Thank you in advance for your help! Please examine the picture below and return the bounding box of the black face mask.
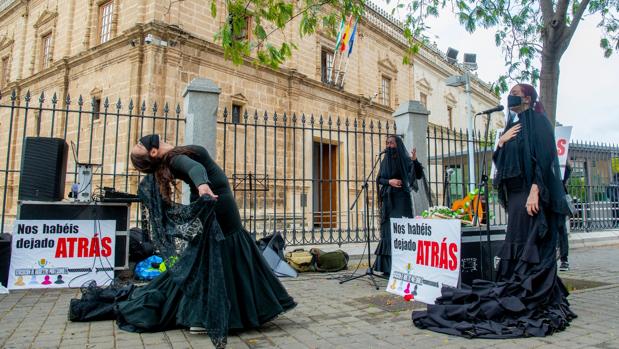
[140,134,159,151]
[508,95,523,108]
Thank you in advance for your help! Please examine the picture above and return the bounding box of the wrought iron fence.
[3,88,618,242]
[567,141,619,231]
[0,90,185,234]
[219,108,395,245]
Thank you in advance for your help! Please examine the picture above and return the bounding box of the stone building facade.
[0,0,498,235]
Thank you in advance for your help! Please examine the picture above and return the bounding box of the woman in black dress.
[70,135,296,348]
[374,135,424,275]
[412,84,576,338]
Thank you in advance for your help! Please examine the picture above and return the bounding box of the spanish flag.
[338,16,354,53]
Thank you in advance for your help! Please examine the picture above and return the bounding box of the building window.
[381,76,391,106]
[231,104,242,124]
[447,106,453,129]
[98,1,114,44]
[321,48,334,83]
[229,14,252,41]
[41,33,53,69]
[420,92,427,107]
[1,56,9,88]
[92,97,101,120]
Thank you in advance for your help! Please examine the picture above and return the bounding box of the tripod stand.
[340,152,385,290]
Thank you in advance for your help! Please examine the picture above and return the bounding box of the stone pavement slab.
[1,245,619,348]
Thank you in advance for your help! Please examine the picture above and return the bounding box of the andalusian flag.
[334,18,346,53]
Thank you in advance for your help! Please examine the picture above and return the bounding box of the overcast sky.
[383,6,619,143]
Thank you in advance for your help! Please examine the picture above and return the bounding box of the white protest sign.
[386,218,461,304]
[8,220,115,289]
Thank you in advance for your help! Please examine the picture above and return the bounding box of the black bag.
[564,194,577,217]
[129,227,154,262]
[256,233,286,259]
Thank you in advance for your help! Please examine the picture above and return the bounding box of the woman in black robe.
[374,135,424,275]
[69,135,296,348]
[412,84,576,338]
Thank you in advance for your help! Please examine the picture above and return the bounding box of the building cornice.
[0,0,21,20]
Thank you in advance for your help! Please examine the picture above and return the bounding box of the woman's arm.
[376,160,390,186]
[170,155,218,199]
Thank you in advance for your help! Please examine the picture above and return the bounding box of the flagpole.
[338,57,350,88]
[334,52,345,86]
[329,18,345,84]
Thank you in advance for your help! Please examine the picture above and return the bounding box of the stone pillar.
[181,78,221,204]
[393,101,430,216]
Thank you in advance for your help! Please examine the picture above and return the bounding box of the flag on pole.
[333,18,346,53]
[347,20,358,57]
[338,16,354,52]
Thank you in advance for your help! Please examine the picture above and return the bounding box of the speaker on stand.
[18,137,68,202]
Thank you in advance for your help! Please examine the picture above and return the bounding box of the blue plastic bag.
[134,255,164,280]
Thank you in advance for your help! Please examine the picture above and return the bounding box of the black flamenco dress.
[69,145,296,348]
[412,109,576,338]
[374,138,423,274]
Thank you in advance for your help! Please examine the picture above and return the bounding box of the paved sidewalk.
[1,244,619,349]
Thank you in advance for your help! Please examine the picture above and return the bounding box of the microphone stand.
[340,152,385,290]
[473,111,494,280]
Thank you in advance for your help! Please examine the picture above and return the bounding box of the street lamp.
[445,47,477,193]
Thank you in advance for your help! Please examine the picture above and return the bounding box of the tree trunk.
[539,49,561,126]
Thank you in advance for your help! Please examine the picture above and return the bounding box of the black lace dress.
[69,145,296,348]
[412,109,576,338]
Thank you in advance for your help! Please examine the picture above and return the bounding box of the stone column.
[393,100,430,216]
[181,78,221,203]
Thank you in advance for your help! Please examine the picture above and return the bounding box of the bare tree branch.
[563,0,591,47]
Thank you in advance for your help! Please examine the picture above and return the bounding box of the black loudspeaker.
[460,225,507,287]
[18,137,68,201]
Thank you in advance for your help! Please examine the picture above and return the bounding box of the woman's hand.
[498,124,521,148]
[526,184,539,216]
[389,179,402,188]
[410,148,417,161]
[198,184,219,200]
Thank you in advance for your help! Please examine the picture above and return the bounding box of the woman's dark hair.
[131,144,195,202]
[516,83,546,114]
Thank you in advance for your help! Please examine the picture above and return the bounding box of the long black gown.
[69,145,296,347]
[374,141,424,274]
[412,109,576,338]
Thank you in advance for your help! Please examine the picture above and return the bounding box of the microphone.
[475,105,504,116]
[379,149,387,155]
